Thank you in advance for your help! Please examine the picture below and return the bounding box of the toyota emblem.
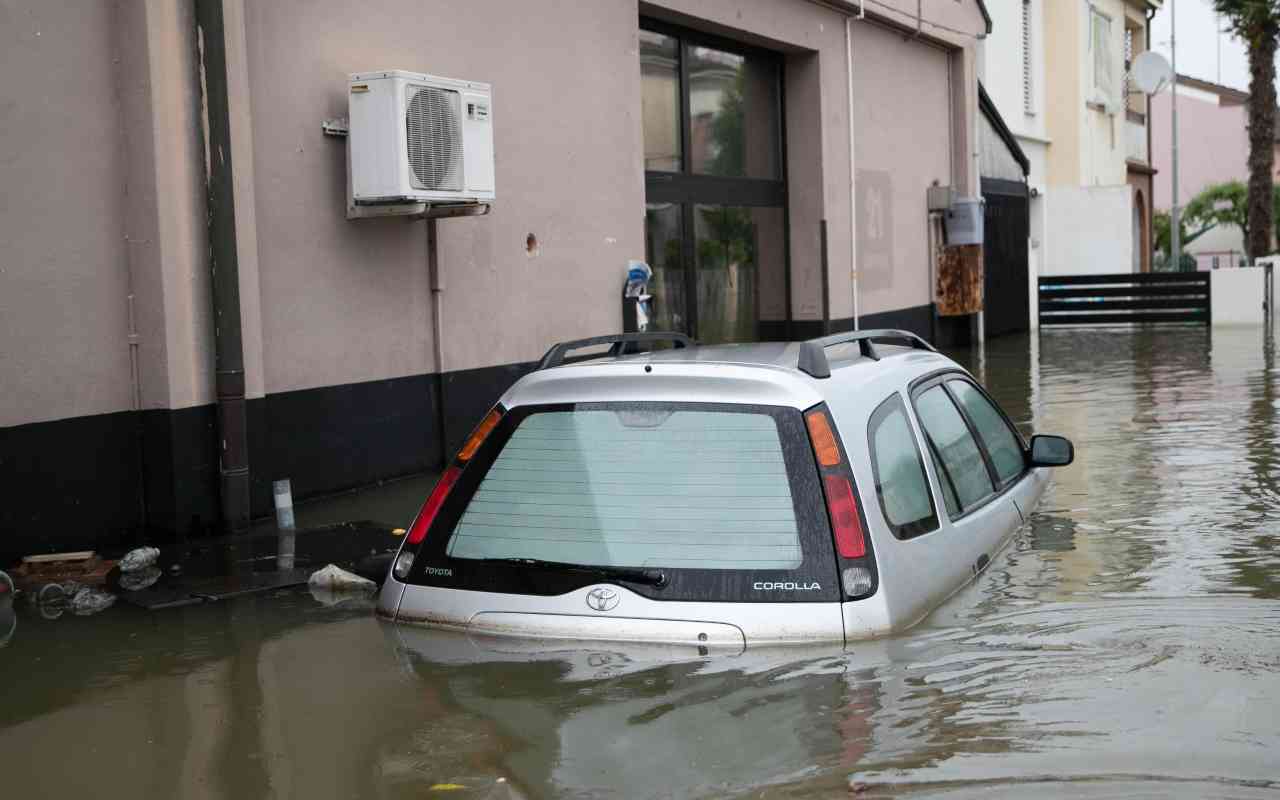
[585,586,620,612]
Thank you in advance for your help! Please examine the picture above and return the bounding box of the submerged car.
[377,330,1074,646]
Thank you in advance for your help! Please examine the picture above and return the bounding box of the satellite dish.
[1133,51,1174,94]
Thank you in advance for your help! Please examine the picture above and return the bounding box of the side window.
[914,385,995,516]
[867,394,938,539]
[948,380,1026,486]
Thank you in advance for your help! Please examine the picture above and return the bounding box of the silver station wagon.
[377,330,1073,647]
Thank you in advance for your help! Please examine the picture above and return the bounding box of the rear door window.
[914,386,995,515]
[948,380,1026,486]
[867,394,937,539]
[414,402,839,602]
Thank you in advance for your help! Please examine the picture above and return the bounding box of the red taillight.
[823,474,866,559]
[406,466,460,545]
[403,405,504,548]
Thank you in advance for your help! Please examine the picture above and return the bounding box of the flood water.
[3,326,1280,799]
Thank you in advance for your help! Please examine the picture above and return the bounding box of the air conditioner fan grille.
[405,86,463,191]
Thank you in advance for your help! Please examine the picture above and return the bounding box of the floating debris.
[119,565,162,592]
[308,564,377,593]
[119,547,161,573]
[11,552,114,592]
[70,587,116,616]
[307,584,377,608]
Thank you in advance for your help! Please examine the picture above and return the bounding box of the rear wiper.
[481,558,668,587]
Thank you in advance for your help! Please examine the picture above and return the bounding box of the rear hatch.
[387,399,846,644]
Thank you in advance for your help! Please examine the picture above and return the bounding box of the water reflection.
[3,327,1280,799]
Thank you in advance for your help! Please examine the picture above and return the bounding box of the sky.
[1148,0,1254,91]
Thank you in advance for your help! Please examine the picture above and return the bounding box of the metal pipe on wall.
[845,14,860,330]
[195,0,251,535]
[427,218,448,467]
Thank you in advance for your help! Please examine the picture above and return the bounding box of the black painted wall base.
[0,362,536,563]
[1,410,147,560]
[2,304,949,562]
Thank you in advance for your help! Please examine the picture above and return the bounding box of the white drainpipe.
[845,14,860,330]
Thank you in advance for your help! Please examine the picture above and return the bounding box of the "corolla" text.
[753,581,821,591]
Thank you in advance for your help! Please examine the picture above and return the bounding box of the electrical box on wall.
[927,184,955,213]
[348,70,495,208]
[944,197,984,246]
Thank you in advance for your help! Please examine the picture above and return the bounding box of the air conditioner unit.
[348,70,495,206]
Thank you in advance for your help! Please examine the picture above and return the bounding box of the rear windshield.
[410,402,838,602]
[446,409,803,570]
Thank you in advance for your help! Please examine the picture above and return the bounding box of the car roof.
[612,340,919,372]
[501,339,962,412]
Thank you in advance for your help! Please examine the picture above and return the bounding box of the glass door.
[639,22,786,344]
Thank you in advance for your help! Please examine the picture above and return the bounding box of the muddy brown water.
[3,327,1280,799]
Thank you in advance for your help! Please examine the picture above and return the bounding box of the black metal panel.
[1041,298,1211,312]
[1040,284,1210,299]
[1038,271,1211,327]
[1038,272,1211,286]
[981,183,1030,337]
[644,173,786,206]
[1039,312,1209,326]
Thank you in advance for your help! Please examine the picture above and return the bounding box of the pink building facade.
[1150,75,1249,269]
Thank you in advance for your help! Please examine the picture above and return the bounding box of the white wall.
[1042,185,1132,275]
[980,0,1048,143]
[1189,223,1247,269]
[1210,267,1269,325]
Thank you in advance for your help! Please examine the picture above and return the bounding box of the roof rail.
[537,332,694,370]
[797,329,936,379]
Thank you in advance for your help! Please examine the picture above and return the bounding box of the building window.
[640,21,786,344]
[1091,8,1114,101]
[1022,0,1034,115]
[1124,24,1145,117]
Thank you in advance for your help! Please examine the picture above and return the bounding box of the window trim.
[909,370,1029,522]
[866,392,940,541]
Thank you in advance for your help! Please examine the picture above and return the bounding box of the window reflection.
[688,46,779,179]
[645,203,687,333]
[640,31,681,172]
[694,206,784,343]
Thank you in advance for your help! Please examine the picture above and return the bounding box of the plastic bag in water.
[71,587,116,615]
[119,565,162,592]
[308,564,377,593]
[119,547,161,573]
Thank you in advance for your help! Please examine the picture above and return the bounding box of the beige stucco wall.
[852,21,954,317]
[125,0,214,412]
[238,0,647,392]
[0,0,212,428]
[1045,0,1149,189]
[3,0,988,428]
[1044,0,1081,187]
[0,2,135,427]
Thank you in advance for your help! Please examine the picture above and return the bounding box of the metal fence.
[1038,272,1211,327]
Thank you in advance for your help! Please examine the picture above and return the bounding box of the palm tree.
[1210,1,1280,262]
